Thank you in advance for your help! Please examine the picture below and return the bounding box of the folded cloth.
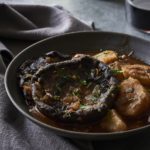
[0,76,81,150]
[0,3,93,41]
[0,3,93,72]
[0,3,95,150]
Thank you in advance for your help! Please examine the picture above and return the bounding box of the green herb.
[87,82,92,88]
[55,75,70,94]
[80,104,90,109]
[85,95,97,101]
[63,111,71,118]
[53,95,60,100]
[92,85,101,97]
[111,69,123,75]
[62,75,70,80]
[80,80,87,86]
[72,88,80,96]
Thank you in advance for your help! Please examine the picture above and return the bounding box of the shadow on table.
[68,131,150,150]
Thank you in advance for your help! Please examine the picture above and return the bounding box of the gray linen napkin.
[0,76,79,150]
[0,3,92,41]
[0,3,95,150]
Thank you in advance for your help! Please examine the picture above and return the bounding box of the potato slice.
[116,77,150,117]
[94,50,118,64]
[100,109,127,132]
[122,64,150,86]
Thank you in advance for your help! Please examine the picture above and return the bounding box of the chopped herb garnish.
[87,82,92,88]
[92,85,101,97]
[53,95,60,100]
[63,111,71,118]
[111,69,123,74]
[80,104,90,109]
[72,88,80,97]
[80,80,87,86]
[85,95,97,101]
[62,75,70,80]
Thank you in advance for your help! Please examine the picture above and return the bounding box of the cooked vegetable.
[111,69,123,75]
[94,50,118,64]
[109,61,122,70]
[122,64,150,86]
[19,51,70,106]
[116,77,150,117]
[18,50,150,132]
[100,109,127,132]
[32,55,118,122]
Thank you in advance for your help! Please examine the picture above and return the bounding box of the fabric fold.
[0,74,89,150]
[0,3,92,41]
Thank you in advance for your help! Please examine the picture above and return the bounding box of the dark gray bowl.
[3,31,150,140]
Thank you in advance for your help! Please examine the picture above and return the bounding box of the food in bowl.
[18,50,150,132]
[31,55,117,123]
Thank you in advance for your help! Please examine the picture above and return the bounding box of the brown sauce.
[29,50,150,133]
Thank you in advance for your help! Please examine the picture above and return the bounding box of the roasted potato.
[109,61,122,70]
[122,64,150,86]
[100,109,127,132]
[109,61,125,80]
[116,77,150,117]
[94,50,118,64]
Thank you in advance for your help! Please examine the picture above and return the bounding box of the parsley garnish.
[111,69,123,74]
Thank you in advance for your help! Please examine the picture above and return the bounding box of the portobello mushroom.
[18,51,71,106]
[31,55,118,123]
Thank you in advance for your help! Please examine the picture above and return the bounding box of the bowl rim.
[126,0,150,11]
[4,31,150,137]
